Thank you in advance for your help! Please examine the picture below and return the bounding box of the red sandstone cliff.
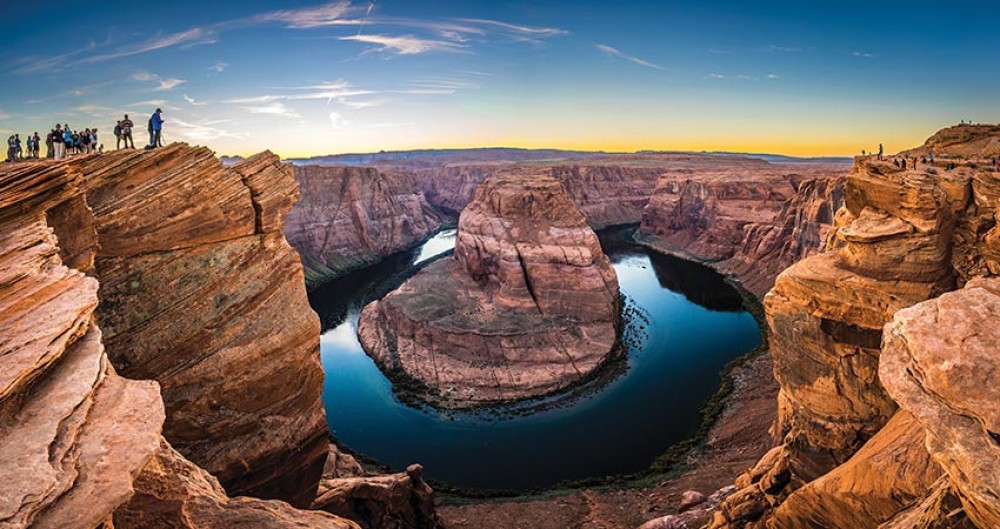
[0,151,365,529]
[636,165,845,297]
[358,172,620,407]
[703,126,1000,529]
[285,165,442,288]
[412,159,671,227]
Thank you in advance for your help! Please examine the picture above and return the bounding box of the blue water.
[309,228,760,492]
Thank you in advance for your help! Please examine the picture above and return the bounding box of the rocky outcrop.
[68,144,328,506]
[881,278,1000,529]
[313,464,442,529]
[358,172,620,407]
[904,124,1000,158]
[285,165,442,288]
[710,129,1000,529]
[637,165,845,297]
[0,160,165,528]
[114,439,360,529]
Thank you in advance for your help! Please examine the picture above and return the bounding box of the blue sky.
[1,1,997,157]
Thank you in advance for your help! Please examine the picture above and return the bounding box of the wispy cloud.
[0,112,12,121]
[208,62,229,72]
[184,94,207,106]
[329,112,348,129]
[132,72,186,91]
[852,51,874,58]
[596,44,664,70]
[246,102,301,118]
[172,118,250,141]
[767,44,804,53]
[767,74,780,80]
[247,1,355,29]
[128,100,169,107]
[455,18,568,43]
[340,34,467,54]
[84,28,216,65]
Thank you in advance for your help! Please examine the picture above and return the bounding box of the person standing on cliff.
[53,125,65,160]
[31,132,40,158]
[121,114,134,148]
[148,108,163,149]
[878,143,884,161]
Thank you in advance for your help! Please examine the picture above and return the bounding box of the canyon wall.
[358,172,621,407]
[69,145,329,506]
[285,165,442,289]
[0,151,368,529]
[412,161,667,226]
[636,166,845,298]
[706,127,1000,529]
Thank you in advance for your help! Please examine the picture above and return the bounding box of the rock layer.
[637,165,845,297]
[72,145,328,506]
[0,160,165,528]
[711,130,1000,529]
[285,165,442,288]
[358,172,620,407]
[114,439,360,529]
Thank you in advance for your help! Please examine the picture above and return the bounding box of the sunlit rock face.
[285,165,442,288]
[358,172,620,408]
[709,127,1000,528]
[0,159,165,529]
[71,145,329,506]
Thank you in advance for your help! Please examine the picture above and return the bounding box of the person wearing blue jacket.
[149,108,164,149]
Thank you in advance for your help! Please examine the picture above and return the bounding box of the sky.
[1,0,998,158]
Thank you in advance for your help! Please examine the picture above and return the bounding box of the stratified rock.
[0,161,164,528]
[285,165,442,288]
[637,164,845,297]
[114,439,360,529]
[313,464,442,529]
[766,411,942,528]
[359,172,620,407]
[414,158,674,226]
[881,278,1000,529]
[73,144,328,506]
[877,478,975,529]
[711,158,955,528]
[904,124,1000,158]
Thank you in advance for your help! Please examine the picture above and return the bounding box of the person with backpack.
[13,134,22,160]
[5,135,14,162]
[148,108,164,149]
[63,125,73,156]
[121,114,134,148]
[31,132,40,158]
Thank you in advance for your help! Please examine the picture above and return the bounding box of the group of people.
[5,133,40,161]
[3,108,166,163]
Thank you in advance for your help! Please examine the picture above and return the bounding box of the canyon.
[5,124,998,529]
[357,171,621,407]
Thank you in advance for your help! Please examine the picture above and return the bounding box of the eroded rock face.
[710,158,959,528]
[413,160,667,227]
[0,161,165,528]
[881,278,1000,529]
[313,464,442,529]
[285,165,442,288]
[358,172,620,407]
[114,439,360,529]
[72,145,328,506]
[637,165,845,297]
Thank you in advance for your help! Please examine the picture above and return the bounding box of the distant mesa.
[357,171,621,407]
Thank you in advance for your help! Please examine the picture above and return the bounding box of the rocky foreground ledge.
[0,146,441,529]
[358,171,621,407]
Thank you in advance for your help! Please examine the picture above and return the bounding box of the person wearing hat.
[149,108,164,149]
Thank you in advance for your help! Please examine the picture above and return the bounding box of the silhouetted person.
[31,132,40,158]
[148,108,164,149]
[878,143,884,161]
[122,115,135,148]
[902,158,907,170]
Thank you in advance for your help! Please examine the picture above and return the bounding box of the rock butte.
[0,145,440,529]
[358,171,621,407]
